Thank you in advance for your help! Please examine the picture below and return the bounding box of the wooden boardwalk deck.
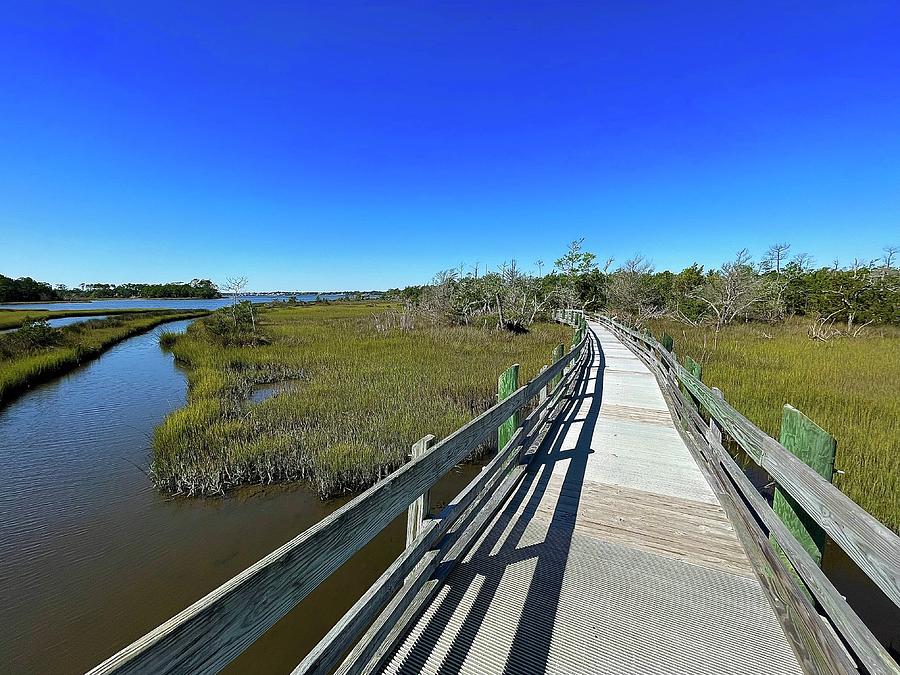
[381,321,803,674]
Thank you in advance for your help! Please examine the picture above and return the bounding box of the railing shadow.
[392,329,605,673]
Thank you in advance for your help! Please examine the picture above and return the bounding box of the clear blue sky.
[1,2,898,290]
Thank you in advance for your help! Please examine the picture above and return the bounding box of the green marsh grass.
[0,311,208,405]
[0,307,160,331]
[152,303,572,497]
[649,318,900,532]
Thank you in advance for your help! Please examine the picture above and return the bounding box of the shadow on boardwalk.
[393,331,605,674]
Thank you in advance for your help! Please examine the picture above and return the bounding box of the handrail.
[313,316,590,674]
[596,315,900,675]
[89,312,589,675]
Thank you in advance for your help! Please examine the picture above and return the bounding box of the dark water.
[0,294,346,312]
[0,320,481,674]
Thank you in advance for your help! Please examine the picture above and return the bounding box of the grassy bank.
[152,303,572,497]
[648,318,900,532]
[0,308,175,331]
[0,311,209,405]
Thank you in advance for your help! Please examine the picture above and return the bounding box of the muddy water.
[0,320,484,673]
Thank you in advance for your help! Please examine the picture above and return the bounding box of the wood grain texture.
[600,316,900,611]
[529,478,756,578]
[497,364,520,451]
[337,339,591,675]
[89,334,588,675]
[379,326,802,675]
[773,405,836,567]
[601,315,900,675]
[654,355,857,674]
[406,435,435,549]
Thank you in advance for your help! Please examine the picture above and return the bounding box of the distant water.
[0,293,346,312]
[0,315,110,334]
[47,315,109,327]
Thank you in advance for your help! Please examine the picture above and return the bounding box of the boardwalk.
[382,321,803,674]
[90,312,898,675]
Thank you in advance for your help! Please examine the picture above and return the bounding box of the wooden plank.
[497,364,520,451]
[88,338,587,675]
[529,479,756,578]
[600,316,900,611]
[339,465,530,675]
[406,436,435,548]
[772,406,836,567]
[613,320,898,675]
[297,416,537,675]
[638,355,856,674]
[707,432,898,675]
[378,325,804,675]
[338,342,590,675]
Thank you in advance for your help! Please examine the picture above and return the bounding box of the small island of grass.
[152,302,572,497]
[0,310,209,405]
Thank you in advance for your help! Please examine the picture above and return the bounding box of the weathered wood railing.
[596,315,900,675]
[89,312,589,675]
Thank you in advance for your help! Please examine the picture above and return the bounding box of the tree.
[669,264,705,323]
[693,249,767,336]
[223,276,256,334]
[607,255,659,324]
[554,238,598,308]
[761,242,791,274]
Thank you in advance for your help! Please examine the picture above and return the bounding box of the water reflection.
[0,319,480,673]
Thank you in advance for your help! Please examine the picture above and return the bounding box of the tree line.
[383,241,899,332]
[0,275,221,302]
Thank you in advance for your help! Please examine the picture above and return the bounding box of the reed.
[152,303,572,498]
[648,318,900,532]
[0,311,208,405]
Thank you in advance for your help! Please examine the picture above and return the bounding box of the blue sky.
[1,2,898,290]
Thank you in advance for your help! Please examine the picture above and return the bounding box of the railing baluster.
[406,435,435,549]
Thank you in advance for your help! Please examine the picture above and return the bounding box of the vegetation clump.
[0,311,208,405]
[151,303,571,498]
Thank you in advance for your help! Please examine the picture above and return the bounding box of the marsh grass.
[649,318,900,532]
[152,303,572,498]
[0,307,161,331]
[0,311,208,404]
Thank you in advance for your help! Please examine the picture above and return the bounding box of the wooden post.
[684,356,702,409]
[661,332,674,353]
[705,387,723,447]
[497,364,520,451]
[405,435,435,548]
[551,343,564,388]
[538,365,548,404]
[772,405,836,567]
[685,355,701,380]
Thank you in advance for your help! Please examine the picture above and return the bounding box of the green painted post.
[551,344,564,388]
[685,355,701,381]
[661,332,675,353]
[683,356,702,407]
[772,405,837,568]
[497,364,520,451]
